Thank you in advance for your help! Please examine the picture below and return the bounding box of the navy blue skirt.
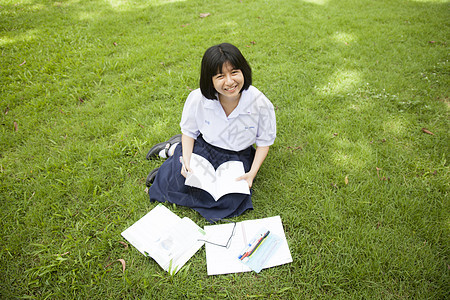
[148,136,255,222]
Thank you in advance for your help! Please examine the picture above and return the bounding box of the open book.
[121,204,205,274]
[185,153,250,201]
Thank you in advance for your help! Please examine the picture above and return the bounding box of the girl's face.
[212,62,244,101]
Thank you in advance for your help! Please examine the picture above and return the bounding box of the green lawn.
[1,0,448,298]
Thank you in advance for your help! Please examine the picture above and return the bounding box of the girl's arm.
[181,134,195,177]
[236,145,270,188]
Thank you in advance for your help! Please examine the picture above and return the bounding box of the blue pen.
[239,231,270,260]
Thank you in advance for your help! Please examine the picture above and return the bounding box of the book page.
[121,204,205,274]
[121,204,180,257]
[158,217,206,273]
[185,154,249,201]
[215,161,250,200]
[185,154,217,198]
[204,222,250,275]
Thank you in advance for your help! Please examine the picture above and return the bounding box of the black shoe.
[146,167,159,187]
[146,134,182,160]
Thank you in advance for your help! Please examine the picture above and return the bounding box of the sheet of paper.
[204,216,292,275]
[121,204,205,274]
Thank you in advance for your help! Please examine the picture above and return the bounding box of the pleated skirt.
[148,136,255,222]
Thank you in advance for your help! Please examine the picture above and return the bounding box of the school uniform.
[148,86,276,222]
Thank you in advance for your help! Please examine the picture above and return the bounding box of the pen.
[247,231,270,258]
[239,231,270,260]
[238,237,257,260]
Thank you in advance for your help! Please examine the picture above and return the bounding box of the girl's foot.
[146,134,182,160]
[146,167,160,187]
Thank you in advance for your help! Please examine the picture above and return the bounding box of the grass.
[1,0,448,298]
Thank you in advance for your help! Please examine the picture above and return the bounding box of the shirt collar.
[229,88,254,118]
[203,88,254,116]
[204,97,220,110]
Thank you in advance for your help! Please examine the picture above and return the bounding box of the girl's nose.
[225,74,233,84]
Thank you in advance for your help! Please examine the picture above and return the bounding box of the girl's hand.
[236,146,270,189]
[181,165,192,178]
[181,134,195,178]
[180,156,192,178]
[236,172,256,189]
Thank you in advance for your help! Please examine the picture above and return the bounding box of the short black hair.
[199,43,252,100]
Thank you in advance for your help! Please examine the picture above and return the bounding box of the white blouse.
[180,86,276,152]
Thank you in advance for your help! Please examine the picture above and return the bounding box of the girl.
[147,43,276,222]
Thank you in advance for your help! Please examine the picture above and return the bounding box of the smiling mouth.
[224,85,238,92]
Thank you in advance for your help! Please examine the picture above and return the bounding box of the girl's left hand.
[236,146,269,189]
[236,172,256,189]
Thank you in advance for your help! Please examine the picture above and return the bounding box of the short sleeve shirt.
[180,86,276,152]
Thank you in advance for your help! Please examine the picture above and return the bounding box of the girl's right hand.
[180,156,192,178]
[180,134,195,178]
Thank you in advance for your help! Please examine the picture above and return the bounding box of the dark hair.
[200,43,252,100]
